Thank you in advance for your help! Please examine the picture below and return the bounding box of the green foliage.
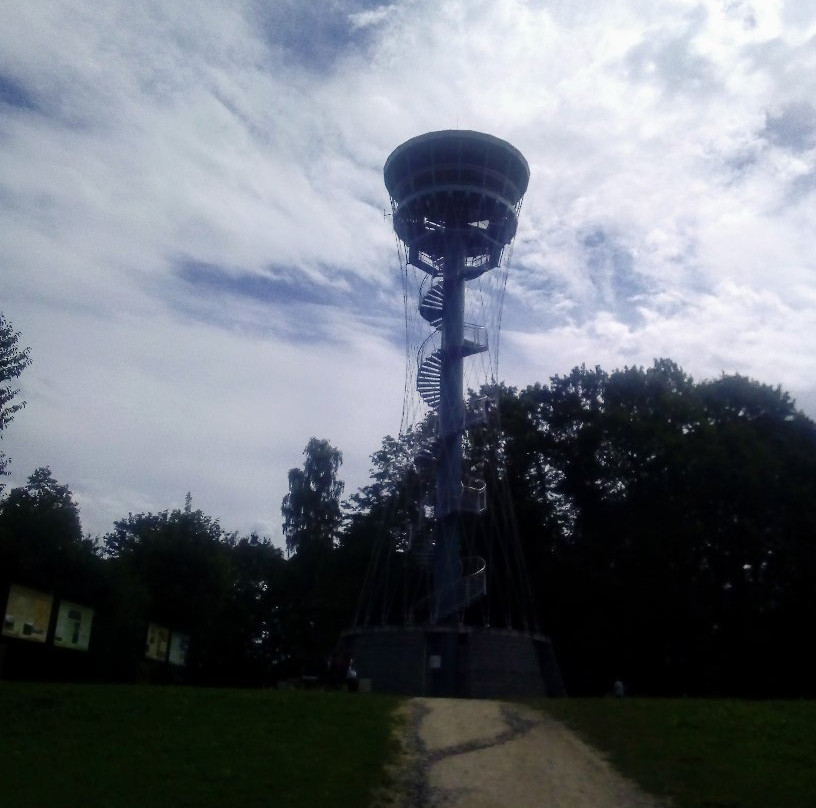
[104,507,233,677]
[219,533,288,684]
[0,466,98,598]
[514,361,816,695]
[0,313,32,480]
[3,466,83,541]
[338,361,816,696]
[3,353,816,696]
[105,508,230,621]
[536,698,816,808]
[100,509,296,684]
[0,683,402,808]
[0,313,31,432]
[282,437,344,556]
[277,439,352,673]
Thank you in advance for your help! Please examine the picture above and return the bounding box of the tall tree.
[279,439,345,675]
[281,437,344,556]
[512,361,816,696]
[104,505,232,680]
[219,533,288,684]
[0,466,97,598]
[105,506,230,626]
[0,313,32,480]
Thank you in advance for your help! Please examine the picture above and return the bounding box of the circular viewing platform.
[384,130,530,252]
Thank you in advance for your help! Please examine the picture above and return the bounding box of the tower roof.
[384,130,530,249]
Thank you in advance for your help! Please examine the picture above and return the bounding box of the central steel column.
[434,235,465,623]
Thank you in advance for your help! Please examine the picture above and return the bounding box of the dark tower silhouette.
[383,131,528,624]
[342,131,563,698]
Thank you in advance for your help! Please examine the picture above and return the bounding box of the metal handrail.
[463,323,488,351]
[461,479,487,514]
[424,555,488,622]
[459,555,487,607]
[417,330,442,370]
[410,247,445,275]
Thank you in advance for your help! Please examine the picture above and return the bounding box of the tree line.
[341,359,816,696]
[3,311,816,695]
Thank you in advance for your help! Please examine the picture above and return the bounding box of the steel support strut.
[433,235,465,623]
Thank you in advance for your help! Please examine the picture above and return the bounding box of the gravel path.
[376,697,666,808]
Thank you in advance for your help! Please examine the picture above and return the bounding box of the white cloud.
[2,0,815,539]
[348,5,394,30]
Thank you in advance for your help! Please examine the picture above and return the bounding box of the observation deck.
[384,130,530,263]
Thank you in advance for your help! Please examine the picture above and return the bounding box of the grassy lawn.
[534,697,816,808]
[0,683,402,808]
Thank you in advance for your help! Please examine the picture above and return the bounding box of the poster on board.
[2,584,53,643]
[145,623,170,661]
[53,600,94,651]
[168,632,190,667]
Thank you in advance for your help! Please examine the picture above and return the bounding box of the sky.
[2,0,815,542]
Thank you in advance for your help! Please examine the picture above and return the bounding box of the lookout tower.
[342,131,563,698]
[384,131,529,623]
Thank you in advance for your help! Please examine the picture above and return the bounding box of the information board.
[145,622,170,661]
[53,600,94,651]
[2,584,53,643]
[168,632,190,667]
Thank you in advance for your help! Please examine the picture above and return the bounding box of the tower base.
[340,625,565,698]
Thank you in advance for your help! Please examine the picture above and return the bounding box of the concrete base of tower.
[339,625,565,698]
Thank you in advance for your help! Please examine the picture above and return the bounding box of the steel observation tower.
[383,130,529,624]
[342,131,563,698]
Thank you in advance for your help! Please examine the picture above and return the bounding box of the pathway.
[376,697,666,808]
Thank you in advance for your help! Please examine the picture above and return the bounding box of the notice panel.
[168,632,189,667]
[2,584,53,643]
[145,623,170,661]
[53,600,94,651]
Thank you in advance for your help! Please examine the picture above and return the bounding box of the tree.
[2,466,83,542]
[340,424,436,627]
[104,507,231,637]
[0,313,32,480]
[104,506,232,681]
[220,533,288,684]
[342,361,816,695]
[278,439,345,675]
[512,360,816,696]
[281,437,344,556]
[0,466,97,599]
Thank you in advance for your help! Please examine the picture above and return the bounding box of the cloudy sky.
[2,0,815,542]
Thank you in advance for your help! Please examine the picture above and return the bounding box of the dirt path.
[379,697,665,808]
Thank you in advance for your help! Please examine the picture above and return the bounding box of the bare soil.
[375,697,666,808]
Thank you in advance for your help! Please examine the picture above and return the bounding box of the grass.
[0,683,402,808]
[534,697,816,808]
[6,684,814,808]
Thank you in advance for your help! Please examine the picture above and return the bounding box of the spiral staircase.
[410,261,490,622]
